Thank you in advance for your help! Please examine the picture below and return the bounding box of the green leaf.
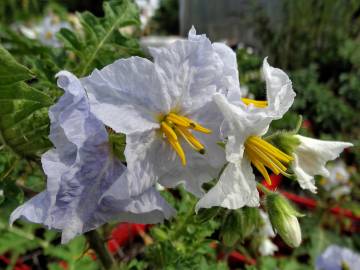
[0,46,53,158]
[0,45,33,85]
[57,0,143,76]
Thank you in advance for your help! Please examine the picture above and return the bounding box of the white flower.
[37,14,71,47]
[136,0,160,28]
[258,210,278,256]
[82,27,239,199]
[292,135,353,193]
[327,160,350,186]
[196,58,295,210]
[259,238,278,256]
[320,160,351,198]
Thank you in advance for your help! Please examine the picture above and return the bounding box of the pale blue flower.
[81,27,239,199]
[316,245,360,270]
[37,14,71,47]
[10,71,175,244]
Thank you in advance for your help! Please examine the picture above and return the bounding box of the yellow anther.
[241,98,268,108]
[167,113,212,134]
[245,135,293,184]
[166,113,192,127]
[191,123,212,134]
[159,112,211,165]
[250,136,293,163]
[161,122,178,142]
[175,126,205,154]
[168,137,186,166]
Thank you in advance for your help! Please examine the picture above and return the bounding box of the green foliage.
[58,0,143,76]
[150,0,179,35]
[144,188,226,269]
[220,207,261,247]
[0,45,52,158]
[253,0,360,70]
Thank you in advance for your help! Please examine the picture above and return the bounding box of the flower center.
[241,98,268,108]
[244,136,293,184]
[160,112,211,166]
[45,31,53,40]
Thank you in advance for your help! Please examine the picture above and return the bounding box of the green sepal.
[220,207,261,246]
[265,131,301,156]
[108,133,126,162]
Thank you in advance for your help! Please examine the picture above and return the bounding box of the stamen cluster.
[160,113,211,166]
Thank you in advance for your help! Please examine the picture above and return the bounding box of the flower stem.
[85,230,114,270]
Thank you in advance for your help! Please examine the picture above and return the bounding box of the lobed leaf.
[0,46,53,158]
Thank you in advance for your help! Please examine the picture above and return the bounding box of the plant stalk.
[85,230,114,270]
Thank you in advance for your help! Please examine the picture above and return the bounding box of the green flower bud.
[265,193,303,248]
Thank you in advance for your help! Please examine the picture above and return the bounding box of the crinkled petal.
[196,161,260,211]
[292,135,352,193]
[149,27,225,114]
[99,186,175,226]
[262,58,295,119]
[213,93,271,163]
[212,42,242,102]
[316,245,360,270]
[11,71,174,243]
[292,153,318,193]
[81,57,166,134]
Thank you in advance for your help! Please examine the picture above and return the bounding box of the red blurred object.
[59,260,68,270]
[302,119,312,129]
[0,255,31,270]
[107,223,148,253]
[228,251,256,265]
[261,174,282,191]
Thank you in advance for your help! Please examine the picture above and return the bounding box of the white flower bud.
[266,193,303,248]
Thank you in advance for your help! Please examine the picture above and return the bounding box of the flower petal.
[212,42,242,102]
[149,27,225,114]
[292,135,353,193]
[213,93,271,162]
[196,161,260,211]
[262,58,295,119]
[81,57,166,134]
[11,71,174,243]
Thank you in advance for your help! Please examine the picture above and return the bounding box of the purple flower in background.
[316,245,360,270]
[10,71,174,244]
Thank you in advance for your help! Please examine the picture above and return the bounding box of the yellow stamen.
[175,126,205,154]
[250,136,293,163]
[161,122,178,142]
[166,113,192,128]
[168,137,186,166]
[167,113,212,134]
[159,112,211,165]
[241,98,268,108]
[245,135,293,184]
[191,123,212,134]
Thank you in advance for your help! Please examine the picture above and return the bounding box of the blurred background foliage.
[0,0,359,269]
